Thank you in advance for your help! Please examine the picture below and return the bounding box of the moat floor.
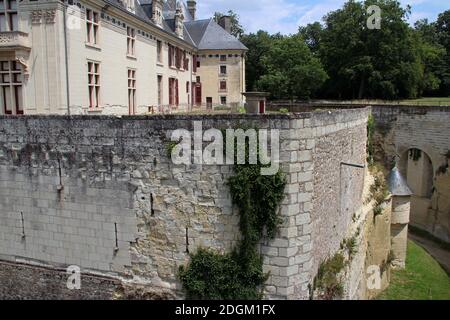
[378,240,450,300]
[409,233,450,275]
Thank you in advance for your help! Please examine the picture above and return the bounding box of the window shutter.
[175,79,179,106]
[175,48,180,69]
[168,46,172,67]
[193,55,197,73]
[169,78,173,105]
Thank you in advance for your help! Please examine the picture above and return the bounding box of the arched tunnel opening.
[398,148,435,232]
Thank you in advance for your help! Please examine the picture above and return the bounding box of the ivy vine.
[178,129,287,299]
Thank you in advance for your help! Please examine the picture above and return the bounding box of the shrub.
[314,253,346,300]
[179,130,287,299]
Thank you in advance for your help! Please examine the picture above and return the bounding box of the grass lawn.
[377,240,450,300]
[399,97,450,106]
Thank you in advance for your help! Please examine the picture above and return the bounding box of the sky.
[195,0,449,35]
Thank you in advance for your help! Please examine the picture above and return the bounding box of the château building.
[0,0,247,115]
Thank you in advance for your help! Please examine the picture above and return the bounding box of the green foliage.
[179,130,287,300]
[378,241,450,300]
[345,237,358,258]
[380,250,395,275]
[257,34,328,100]
[368,163,389,219]
[315,0,431,99]
[178,248,267,300]
[237,106,246,114]
[240,31,275,91]
[314,253,346,299]
[166,141,178,159]
[279,108,289,113]
[299,22,323,54]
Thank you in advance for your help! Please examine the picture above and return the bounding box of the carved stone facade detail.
[30,10,43,24]
[44,10,57,24]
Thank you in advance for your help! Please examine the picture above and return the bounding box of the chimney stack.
[218,15,232,34]
[187,0,197,20]
[174,2,184,39]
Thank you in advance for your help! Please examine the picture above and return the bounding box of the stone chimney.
[174,2,184,39]
[218,15,232,34]
[152,0,163,27]
[187,0,196,20]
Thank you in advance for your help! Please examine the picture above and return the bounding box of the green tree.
[436,10,450,96]
[257,34,328,100]
[299,22,323,54]
[213,10,244,38]
[414,19,447,95]
[240,31,274,91]
[318,0,424,99]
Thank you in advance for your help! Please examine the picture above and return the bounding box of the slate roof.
[185,19,248,50]
[103,0,246,50]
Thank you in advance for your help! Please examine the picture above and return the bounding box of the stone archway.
[398,147,435,232]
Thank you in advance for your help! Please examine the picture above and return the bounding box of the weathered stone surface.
[0,110,373,300]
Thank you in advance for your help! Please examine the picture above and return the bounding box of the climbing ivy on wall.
[178,131,287,300]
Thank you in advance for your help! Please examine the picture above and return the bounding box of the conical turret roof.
[388,166,413,196]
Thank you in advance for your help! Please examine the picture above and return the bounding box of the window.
[186,81,189,93]
[220,65,227,75]
[157,75,162,106]
[86,9,99,45]
[168,78,179,106]
[168,45,176,67]
[128,69,136,114]
[220,96,227,105]
[220,55,227,62]
[0,0,18,32]
[127,27,136,56]
[183,51,188,70]
[87,61,100,109]
[175,48,181,69]
[157,40,162,63]
[196,76,201,83]
[193,55,198,73]
[0,61,23,115]
[219,80,227,92]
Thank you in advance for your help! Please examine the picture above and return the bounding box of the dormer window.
[123,0,135,13]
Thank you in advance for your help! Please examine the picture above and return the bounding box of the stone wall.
[372,105,450,243]
[0,109,370,300]
[311,110,367,275]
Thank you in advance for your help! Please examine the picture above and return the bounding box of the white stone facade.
[0,0,247,116]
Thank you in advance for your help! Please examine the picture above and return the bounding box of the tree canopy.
[219,2,450,100]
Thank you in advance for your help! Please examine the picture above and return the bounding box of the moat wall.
[0,109,370,300]
[372,105,450,243]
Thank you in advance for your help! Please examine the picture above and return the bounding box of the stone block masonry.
[0,109,370,300]
[372,105,450,243]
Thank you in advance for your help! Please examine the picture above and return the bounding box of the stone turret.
[174,2,184,39]
[388,166,413,269]
[187,0,197,20]
[152,0,163,27]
